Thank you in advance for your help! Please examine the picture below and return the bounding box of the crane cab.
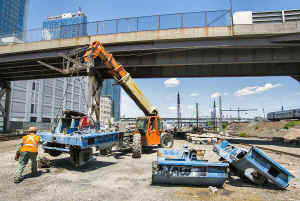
[135,116,173,148]
[135,116,162,146]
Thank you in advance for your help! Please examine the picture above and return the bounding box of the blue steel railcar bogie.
[213,140,295,189]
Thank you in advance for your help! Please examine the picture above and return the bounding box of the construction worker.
[14,126,45,183]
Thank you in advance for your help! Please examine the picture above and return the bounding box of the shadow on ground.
[93,148,132,159]
[50,157,116,172]
[227,175,282,190]
[22,169,50,181]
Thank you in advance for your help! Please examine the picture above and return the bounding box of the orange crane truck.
[83,41,174,158]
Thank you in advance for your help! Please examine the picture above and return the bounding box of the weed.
[239,132,248,137]
[283,121,300,129]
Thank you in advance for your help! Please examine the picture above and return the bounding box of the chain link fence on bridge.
[0,10,232,44]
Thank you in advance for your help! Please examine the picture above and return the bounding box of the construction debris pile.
[185,133,218,145]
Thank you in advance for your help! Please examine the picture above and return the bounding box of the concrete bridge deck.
[1,22,300,81]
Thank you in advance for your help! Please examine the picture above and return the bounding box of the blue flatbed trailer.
[38,130,120,167]
[152,148,228,187]
[213,140,295,189]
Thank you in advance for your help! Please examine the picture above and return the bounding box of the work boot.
[31,171,39,177]
[14,177,22,184]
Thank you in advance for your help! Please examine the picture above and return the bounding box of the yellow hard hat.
[28,127,38,132]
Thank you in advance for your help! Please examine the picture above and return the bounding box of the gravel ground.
[0,138,299,201]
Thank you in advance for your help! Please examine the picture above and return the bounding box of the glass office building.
[0,0,29,39]
[42,11,87,40]
[102,80,121,121]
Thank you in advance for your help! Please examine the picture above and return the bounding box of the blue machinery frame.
[213,140,295,189]
[152,148,228,187]
[38,131,120,166]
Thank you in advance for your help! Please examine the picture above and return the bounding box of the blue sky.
[27,0,300,118]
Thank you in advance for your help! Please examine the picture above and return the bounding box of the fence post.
[205,11,208,26]
[116,19,119,33]
[181,14,184,28]
[158,15,161,30]
[77,24,80,37]
[282,10,285,23]
[59,26,62,39]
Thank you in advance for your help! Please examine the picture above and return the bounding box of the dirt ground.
[227,120,300,139]
[0,138,299,201]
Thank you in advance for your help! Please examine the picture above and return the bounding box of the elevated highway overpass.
[2,17,300,81]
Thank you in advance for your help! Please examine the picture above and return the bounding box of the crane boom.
[83,41,158,116]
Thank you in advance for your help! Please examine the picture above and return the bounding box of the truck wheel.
[100,147,112,156]
[47,150,62,157]
[160,133,174,148]
[132,134,142,158]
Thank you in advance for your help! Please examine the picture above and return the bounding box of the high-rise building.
[99,96,112,125]
[42,11,87,40]
[0,0,29,39]
[8,11,90,125]
[101,80,121,121]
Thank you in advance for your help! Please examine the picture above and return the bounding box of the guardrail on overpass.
[2,9,300,45]
[0,9,232,44]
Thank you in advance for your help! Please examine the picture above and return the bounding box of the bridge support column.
[0,81,11,133]
[88,68,103,128]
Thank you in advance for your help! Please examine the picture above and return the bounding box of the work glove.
[15,151,20,161]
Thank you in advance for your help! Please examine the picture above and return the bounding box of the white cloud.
[190,92,200,97]
[296,92,300,96]
[223,92,229,96]
[211,92,221,98]
[164,78,180,88]
[168,106,177,111]
[235,83,282,96]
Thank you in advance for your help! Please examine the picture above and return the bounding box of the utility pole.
[262,108,265,119]
[196,103,199,129]
[177,92,181,128]
[213,100,217,130]
[219,96,223,131]
[229,0,234,34]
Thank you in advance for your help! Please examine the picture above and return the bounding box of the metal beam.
[37,61,66,74]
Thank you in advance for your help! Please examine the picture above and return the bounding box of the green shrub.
[283,121,300,129]
[222,122,229,129]
[255,126,259,130]
[239,132,248,137]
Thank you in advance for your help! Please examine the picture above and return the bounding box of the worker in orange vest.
[14,127,45,183]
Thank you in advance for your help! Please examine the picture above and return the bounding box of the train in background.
[267,109,300,121]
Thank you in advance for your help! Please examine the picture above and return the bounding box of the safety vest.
[20,134,40,153]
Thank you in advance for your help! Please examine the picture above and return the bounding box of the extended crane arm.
[83,41,158,116]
